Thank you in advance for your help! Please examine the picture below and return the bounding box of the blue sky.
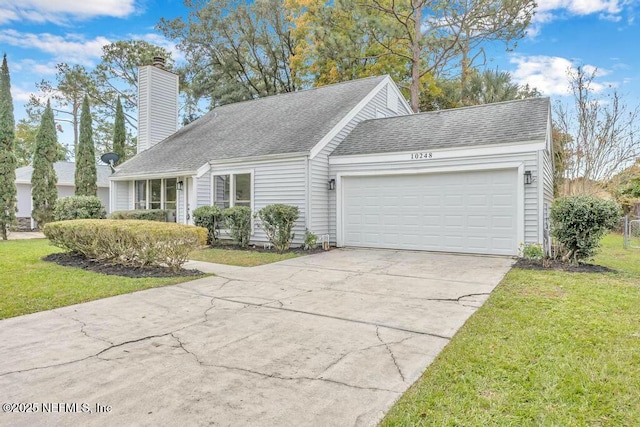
[1,0,639,147]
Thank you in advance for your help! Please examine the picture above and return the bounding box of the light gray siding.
[542,148,554,204]
[16,184,31,218]
[309,82,410,237]
[209,157,307,245]
[137,65,179,153]
[112,181,131,211]
[329,151,542,246]
[196,174,211,208]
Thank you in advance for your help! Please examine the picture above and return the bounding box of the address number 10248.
[410,152,433,160]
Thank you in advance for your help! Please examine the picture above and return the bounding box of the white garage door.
[342,169,519,255]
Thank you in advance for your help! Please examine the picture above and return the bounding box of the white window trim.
[133,178,178,214]
[211,169,255,236]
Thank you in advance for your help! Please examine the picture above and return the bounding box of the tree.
[26,63,94,157]
[112,97,126,165]
[460,68,539,105]
[31,101,59,228]
[0,54,17,240]
[554,67,640,195]
[75,96,97,197]
[159,0,297,108]
[15,118,68,167]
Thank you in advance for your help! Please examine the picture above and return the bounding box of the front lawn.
[382,234,640,426]
[0,239,205,320]
[189,247,301,267]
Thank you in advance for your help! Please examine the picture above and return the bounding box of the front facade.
[111,72,553,256]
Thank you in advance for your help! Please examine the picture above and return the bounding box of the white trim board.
[309,76,391,160]
[329,141,546,166]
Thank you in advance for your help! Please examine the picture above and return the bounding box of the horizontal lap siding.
[211,157,307,245]
[196,175,211,208]
[543,149,554,203]
[329,151,541,245]
[113,181,131,211]
[310,84,408,237]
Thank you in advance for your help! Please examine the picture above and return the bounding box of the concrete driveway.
[0,249,513,426]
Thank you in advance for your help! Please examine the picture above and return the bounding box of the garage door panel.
[342,169,518,255]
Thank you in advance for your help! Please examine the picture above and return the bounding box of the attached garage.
[329,97,554,256]
[341,168,521,255]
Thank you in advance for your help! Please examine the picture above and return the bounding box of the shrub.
[255,204,299,253]
[303,229,318,251]
[223,206,252,248]
[44,219,207,270]
[110,209,168,222]
[519,242,543,260]
[550,196,621,263]
[193,205,224,244]
[53,196,106,221]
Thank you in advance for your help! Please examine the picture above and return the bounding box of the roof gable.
[332,97,551,157]
[114,76,388,177]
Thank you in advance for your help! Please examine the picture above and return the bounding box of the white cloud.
[0,30,109,65]
[529,0,631,36]
[510,55,613,96]
[13,59,57,76]
[0,0,136,24]
[11,86,34,103]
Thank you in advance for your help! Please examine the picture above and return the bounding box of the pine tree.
[75,95,97,196]
[112,96,126,165]
[0,54,17,239]
[31,101,59,228]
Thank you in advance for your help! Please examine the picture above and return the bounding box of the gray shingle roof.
[15,161,111,187]
[114,76,388,177]
[332,97,550,156]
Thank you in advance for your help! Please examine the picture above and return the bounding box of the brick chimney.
[137,57,179,153]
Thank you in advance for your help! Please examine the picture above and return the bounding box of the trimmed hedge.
[44,219,207,270]
[550,196,621,263]
[54,196,106,221]
[223,206,252,248]
[193,205,224,244]
[256,204,299,253]
[110,209,168,222]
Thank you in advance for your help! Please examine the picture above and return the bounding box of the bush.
[54,196,106,221]
[303,229,318,251]
[550,196,621,263]
[255,204,299,253]
[520,242,543,260]
[223,206,252,248]
[193,205,224,245]
[110,209,168,222]
[44,219,207,270]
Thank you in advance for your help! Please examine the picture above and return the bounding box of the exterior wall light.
[177,180,184,191]
[328,179,336,190]
[524,171,533,185]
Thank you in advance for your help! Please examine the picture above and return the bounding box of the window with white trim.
[213,172,252,209]
[133,178,178,221]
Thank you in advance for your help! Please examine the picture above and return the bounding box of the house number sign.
[410,152,433,160]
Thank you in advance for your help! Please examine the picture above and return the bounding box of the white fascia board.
[109,170,196,181]
[309,76,391,160]
[210,152,308,167]
[329,140,547,166]
[196,163,211,178]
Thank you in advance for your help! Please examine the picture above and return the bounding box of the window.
[213,175,230,208]
[135,180,147,209]
[213,172,252,208]
[133,178,179,221]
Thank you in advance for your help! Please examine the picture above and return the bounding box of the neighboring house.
[110,61,553,256]
[15,161,112,230]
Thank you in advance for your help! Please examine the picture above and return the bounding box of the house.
[15,161,112,230]
[110,61,553,256]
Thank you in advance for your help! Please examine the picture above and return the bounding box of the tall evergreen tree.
[0,54,17,240]
[75,95,97,196]
[112,96,126,165]
[31,101,59,227]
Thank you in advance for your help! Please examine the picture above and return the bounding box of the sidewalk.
[6,232,45,240]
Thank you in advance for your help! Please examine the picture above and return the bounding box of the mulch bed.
[211,242,327,255]
[514,258,616,273]
[43,253,204,278]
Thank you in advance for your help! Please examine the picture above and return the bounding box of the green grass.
[189,247,301,267]
[382,234,640,426]
[0,239,205,320]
